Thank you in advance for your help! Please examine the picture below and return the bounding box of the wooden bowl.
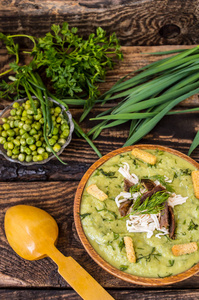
[74,144,199,286]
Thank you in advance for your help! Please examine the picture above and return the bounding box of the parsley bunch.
[32,24,122,120]
[0,23,122,159]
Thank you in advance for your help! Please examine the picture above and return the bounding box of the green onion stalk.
[90,46,199,155]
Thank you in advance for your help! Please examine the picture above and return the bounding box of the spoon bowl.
[4,205,58,260]
[4,205,114,300]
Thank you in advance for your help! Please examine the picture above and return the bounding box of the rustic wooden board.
[1,288,199,300]
[0,45,199,296]
[0,181,199,289]
[1,0,199,46]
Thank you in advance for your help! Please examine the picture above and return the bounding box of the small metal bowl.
[0,97,74,165]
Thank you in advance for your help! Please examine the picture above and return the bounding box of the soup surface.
[80,149,199,278]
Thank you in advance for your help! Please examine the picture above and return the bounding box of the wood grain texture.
[1,289,199,300]
[0,181,199,289]
[1,0,199,46]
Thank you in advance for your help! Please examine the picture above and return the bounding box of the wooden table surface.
[1,45,199,300]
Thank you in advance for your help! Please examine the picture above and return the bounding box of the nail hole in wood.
[159,24,181,39]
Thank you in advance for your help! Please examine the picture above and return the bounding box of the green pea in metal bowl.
[0,97,74,165]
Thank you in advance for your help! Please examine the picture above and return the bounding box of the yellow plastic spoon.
[4,205,114,300]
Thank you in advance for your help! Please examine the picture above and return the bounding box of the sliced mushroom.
[168,206,175,239]
[119,199,134,217]
[141,178,156,191]
[124,179,134,192]
[140,185,165,204]
[159,201,169,229]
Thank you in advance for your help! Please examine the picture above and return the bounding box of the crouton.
[86,184,108,201]
[192,170,199,199]
[172,242,198,256]
[124,236,136,263]
[131,148,157,165]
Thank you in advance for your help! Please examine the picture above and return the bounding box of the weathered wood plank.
[1,0,199,46]
[0,110,199,181]
[1,288,199,300]
[0,181,199,289]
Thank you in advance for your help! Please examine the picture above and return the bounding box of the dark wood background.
[1,0,199,299]
[1,0,199,46]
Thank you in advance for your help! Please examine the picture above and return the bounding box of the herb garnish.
[179,168,192,176]
[120,265,129,271]
[95,168,117,178]
[95,207,118,220]
[168,260,175,267]
[80,213,91,220]
[118,238,125,251]
[137,247,161,262]
[188,219,198,231]
[130,191,170,216]
[129,183,142,194]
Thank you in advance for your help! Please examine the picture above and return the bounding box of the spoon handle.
[47,245,115,300]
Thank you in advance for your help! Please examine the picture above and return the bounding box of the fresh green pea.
[48,138,56,146]
[25,119,32,125]
[36,140,42,147]
[3,142,8,150]
[37,154,43,161]
[13,139,20,146]
[18,153,25,162]
[3,123,10,130]
[2,117,7,123]
[7,150,12,157]
[20,146,26,153]
[19,128,26,136]
[58,138,66,145]
[14,128,19,135]
[1,131,7,138]
[29,128,37,136]
[52,135,58,141]
[33,123,41,131]
[37,147,45,155]
[61,123,69,131]
[33,155,38,162]
[14,120,19,127]
[25,104,31,110]
[7,137,14,142]
[32,151,38,156]
[43,152,49,160]
[18,121,24,128]
[20,138,26,146]
[26,137,35,145]
[52,127,59,135]
[62,129,69,138]
[10,109,16,116]
[21,132,29,139]
[56,116,62,123]
[53,143,61,152]
[7,129,15,137]
[27,109,34,115]
[29,144,36,151]
[55,106,62,114]
[23,124,31,131]
[22,110,27,117]
[26,155,33,162]
[13,148,20,155]
[34,114,42,121]
[39,118,44,124]
[0,136,6,144]
[21,116,27,122]
[12,155,18,159]
[16,108,22,116]
[13,102,20,109]
[7,142,14,150]
[46,146,52,152]
[25,147,31,155]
